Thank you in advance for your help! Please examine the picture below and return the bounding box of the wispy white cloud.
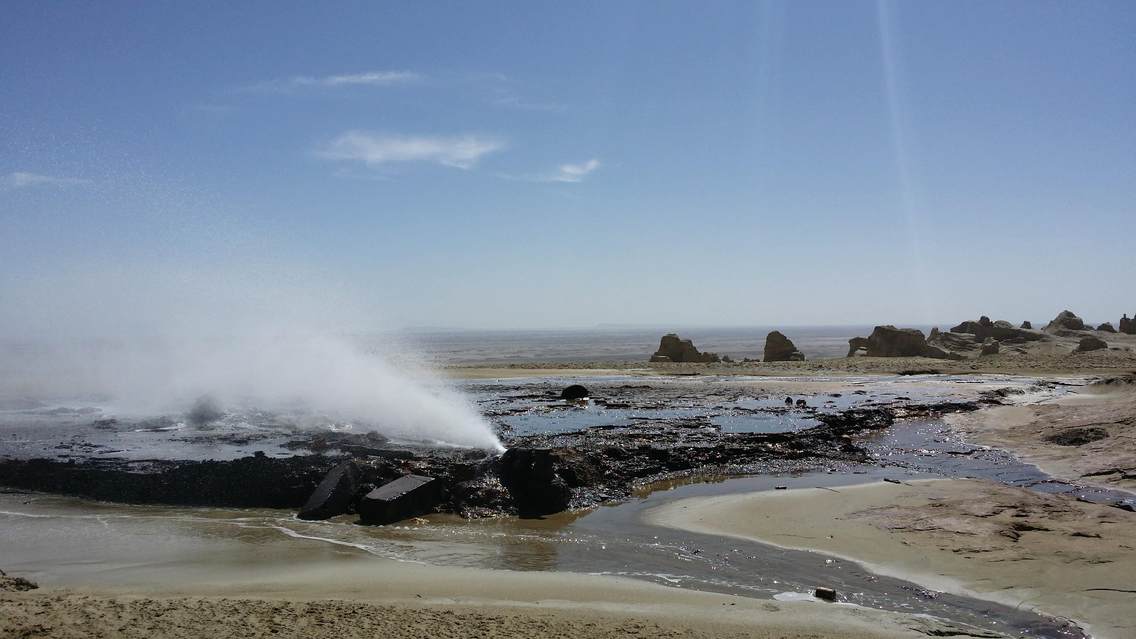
[550,158,601,182]
[2,172,91,191]
[499,159,601,184]
[244,70,423,93]
[317,132,506,170]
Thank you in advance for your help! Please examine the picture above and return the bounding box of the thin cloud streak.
[317,132,506,170]
[244,70,422,93]
[499,159,601,183]
[2,172,92,191]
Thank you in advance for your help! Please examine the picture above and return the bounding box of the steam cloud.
[0,265,503,451]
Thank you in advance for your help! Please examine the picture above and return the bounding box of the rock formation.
[763,331,805,362]
[1097,322,1117,333]
[928,329,981,353]
[847,326,961,360]
[1075,335,1108,353]
[950,316,1044,343]
[497,448,571,516]
[650,333,720,363]
[1020,321,1033,329]
[980,340,1000,356]
[1121,315,1136,335]
[1046,310,1085,333]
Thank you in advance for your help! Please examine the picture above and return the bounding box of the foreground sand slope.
[649,479,1136,639]
[0,592,1001,639]
[0,559,999,639]
[949,385,1136,492]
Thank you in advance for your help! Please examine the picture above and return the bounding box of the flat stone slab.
[297,460,361,520]
[357,474,441,525]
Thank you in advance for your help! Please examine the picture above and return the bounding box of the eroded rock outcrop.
[847,326,961,360]
[1046,310,1085,333]
[928,329,981,353]
[1121,315,1135,335]
[1097,322,1117,333]
[1075,336,1108,353]
[950,316,1044,343]
[650,333,720,363]
[1020,321,1033,330]
[763,331,805,362]
[980,340,1001,356]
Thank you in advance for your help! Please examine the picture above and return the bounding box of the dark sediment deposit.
[0,393,988,523]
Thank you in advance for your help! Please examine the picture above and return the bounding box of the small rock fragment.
[814,587,837,602]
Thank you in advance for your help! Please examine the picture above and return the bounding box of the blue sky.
[2,1,1134,335]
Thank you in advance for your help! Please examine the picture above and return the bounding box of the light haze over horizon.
[3,1,1134,337]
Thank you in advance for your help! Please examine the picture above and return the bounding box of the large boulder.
[1020,321,1033,330]
[1121,315,1136,335]
[1097,322,1117,333]
[357,474,442,525]
[650,333,720,363]
[763,331,805,362]
[1075,336,1108,353]
[980,340,1001,356]
[297,460,362,520]
[497,448,571,516]
[847,326,961,359]
[950,316,1044,343]
[560,384,589,400]
[1046,310,1085,333]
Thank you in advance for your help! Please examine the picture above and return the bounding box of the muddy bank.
[649,479,1136,639]
[949,376,1136,493]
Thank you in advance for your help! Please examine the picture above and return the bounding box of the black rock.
[560,384,590,401]
[297,460,362,520]
[357,474,441,525]
[497,448,571,516]
[814,587,837,602]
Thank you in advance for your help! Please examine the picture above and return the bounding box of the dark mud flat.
[0,380,990,518]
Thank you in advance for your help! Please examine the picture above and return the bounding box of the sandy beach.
[0,558,984,639]
[648,479,1136,639]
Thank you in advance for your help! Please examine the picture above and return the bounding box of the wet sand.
[0,560,980,639]
[648,479,1136,639]
[949,384,1136,492]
